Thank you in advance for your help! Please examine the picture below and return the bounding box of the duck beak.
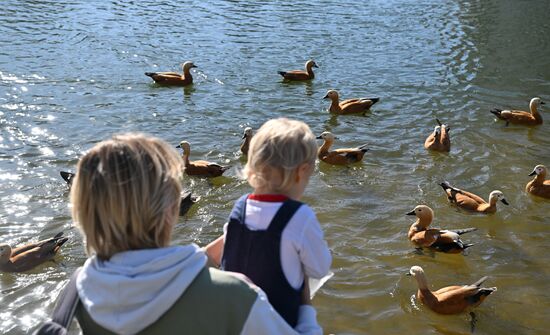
[316,135,322,139]
[541,101,545,105]
[323,94,329,99]
[528,170,537,176]
[242,134,247,139]
[176,145,181,148]
[501,199,509,205]
[406,210,416,216]
[313,64,319,68]
[191,64,197,68]
[405,271,412,276]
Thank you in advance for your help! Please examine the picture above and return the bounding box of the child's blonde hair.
[71,133,183,260]
[243,118,317,193]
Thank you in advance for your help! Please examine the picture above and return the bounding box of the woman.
[70,133,322,335]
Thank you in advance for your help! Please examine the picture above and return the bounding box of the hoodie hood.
[76,244,207,335]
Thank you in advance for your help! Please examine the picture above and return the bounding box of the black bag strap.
[52,267,82,327]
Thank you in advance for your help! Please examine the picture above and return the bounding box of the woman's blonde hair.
[71,133,183,260]
[243,118,317,193]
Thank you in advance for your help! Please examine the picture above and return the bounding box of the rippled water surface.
[1,1,550,334]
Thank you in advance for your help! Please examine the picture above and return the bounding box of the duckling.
[316,131,369,166]
[424,119,450,152]
[526,164,550,199]
[278,60,318,81]
[440,181,509,214]
[59,171,197,215]
[240,127,253,156]
[145,61,197,86]
[176,141,230,177]
[323,90,379,115]
[0,232,68,272]
[407,265,497,315]
[490,97,545,126]
[406,205,476,254]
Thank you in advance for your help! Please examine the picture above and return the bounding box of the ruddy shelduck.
[316,132,369,165]
[240,127,253,156]
[145,61,197,86]
[424,119,450,152]
[490,97,545,126]
[176,141,230,178]
[60,171,74,186]
[407,265,496,315]
[323,90,379,115]
[0,232,68,272]
[278,60,318,81]
[440,181,509,214]
[526,164,550,199]
[406,205,476,254]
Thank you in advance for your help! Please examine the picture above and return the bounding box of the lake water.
[1,0,549,334]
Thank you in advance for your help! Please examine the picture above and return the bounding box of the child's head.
[71,133,183,260]
[243,118,317,196]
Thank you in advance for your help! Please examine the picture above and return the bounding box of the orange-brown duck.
[145,61,197,86]
[176,141,230,177]
[0,232,68,272]
[424,119,450,152]
[278,60,318,81]
[407,265,497,315]
[490,97,545,126]
[240,127,253,156]
[526,164,550,199]
[406,205,476,254]
[316,132,369,166]
[440,181,509,214]
[323,90,379,115]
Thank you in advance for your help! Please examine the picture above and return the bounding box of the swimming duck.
[176,141,230,177]
[145,61,197,86]
[440,181,509,214]
[526,164,550,199]
[406,205,476,254]
[278,60,318,81]
[240,127,253,156]
[323,90,379,115]
[59,171,197,215]
[0,232,68,272]
[490,97,545,126]
[316,132,369,166]
[407,265,497,315]
[424,119,450,152]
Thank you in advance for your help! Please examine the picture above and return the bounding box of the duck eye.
[418,209,422,212]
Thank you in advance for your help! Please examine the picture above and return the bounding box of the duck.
[406,205,476,254]
[278,60,318,81]
[424,119,450,152]
[526,164,550,199]
[323,90,379,115]
[316,131,369,166]
[145,61,197,86]
[407,265,497,315]
[0,232,68,272]
[59,171,197,215]
[490,97,545,126]
[176,141,230,177]
[440,181,509,214]
[240,127,253,156]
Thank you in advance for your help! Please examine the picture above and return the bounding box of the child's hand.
[301,276,312,305]
[203,235,224,267]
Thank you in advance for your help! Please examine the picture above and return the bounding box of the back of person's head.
[71,133,183,260]
[243,118,317,193]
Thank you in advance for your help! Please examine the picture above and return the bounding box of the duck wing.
[278,70,310,80]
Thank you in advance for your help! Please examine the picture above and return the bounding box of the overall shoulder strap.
[52,267,82,327]
[267,200,302,235]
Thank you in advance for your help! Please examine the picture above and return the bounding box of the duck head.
[182,61,197,71]
[242,127,253,139]
[306,60,318,69]
[406,205,434,228]
[406,265,429,289]
[530,97,545,109]
[0,244,11,262]
[529,164,547,177]
[323,90,339,101]
[433,125,441,136]
[316,131,338,142]
[176,141,191,155]
[489,190,509,205]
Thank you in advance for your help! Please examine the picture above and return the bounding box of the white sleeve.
[298,213,332,279]
[240,290,322,335]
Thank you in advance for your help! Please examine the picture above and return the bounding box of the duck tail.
[452,227,477,235]
[60,171,74,185]
[480,287,497,295]
[358,144,369,152]
[221,166,231,172]
[369,97,380,105]
[277,71,287,77]
[462,243,475,250]
[490,108,502,117]
[145,72,156,78]
[439,181,453,191]
[472,276,488,287]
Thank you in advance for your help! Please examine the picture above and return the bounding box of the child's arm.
[299,214,332,279]
[203,235,224,267]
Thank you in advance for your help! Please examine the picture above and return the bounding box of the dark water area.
[1,1,549,334]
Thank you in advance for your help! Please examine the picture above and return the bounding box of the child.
[210,118,332,327]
